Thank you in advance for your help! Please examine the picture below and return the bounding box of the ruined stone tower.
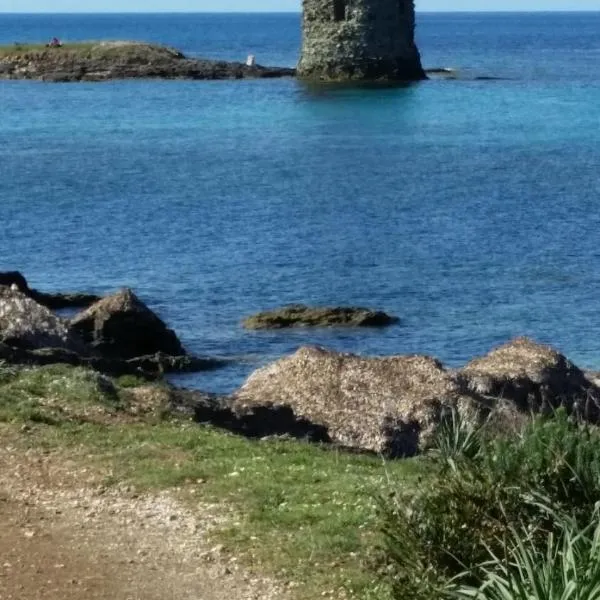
[297,0,425,81]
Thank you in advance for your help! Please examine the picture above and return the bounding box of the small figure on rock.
[46,37,63,48]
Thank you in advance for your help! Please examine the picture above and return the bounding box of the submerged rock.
[0,286,87,354]
[234,346,479,456]
[0,41,295,82]
[70,288,186,360]
[243,305,398,329]
[460,337,600,421]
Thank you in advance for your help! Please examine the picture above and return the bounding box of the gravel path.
[0,442,287,600]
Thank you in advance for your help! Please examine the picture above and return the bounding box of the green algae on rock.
[242,304,399,329]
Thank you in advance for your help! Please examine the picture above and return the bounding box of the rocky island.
[0,41,296,82]
[0,0,428,84]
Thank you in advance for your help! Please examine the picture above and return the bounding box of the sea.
[1,12,600,393]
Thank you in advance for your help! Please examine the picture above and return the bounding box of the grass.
[0,362,423,600]
[0,42,97,56]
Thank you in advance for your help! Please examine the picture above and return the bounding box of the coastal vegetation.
[379,410,600,599]
[3,359,600,599]
[0,361,421,599]
[0,42,96,55]
[3,276,600,598]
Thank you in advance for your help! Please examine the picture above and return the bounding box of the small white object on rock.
[246,54,256,67]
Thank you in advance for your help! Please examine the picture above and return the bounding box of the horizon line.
[2,9,600,14]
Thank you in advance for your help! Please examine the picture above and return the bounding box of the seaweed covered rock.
[460,337,600,421]
[243,304,398,329]
[70,288,186,359]
[0,286,87,353]
[234,346,479,456]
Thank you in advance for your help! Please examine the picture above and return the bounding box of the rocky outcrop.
[243,305,398,329]
[459,337,600,421]
[233,340,600,456]
[297,0,425,81]
[0,278,222,378]
[234,346,482,456]
[0,271,99,309]
[0,286,88,354]
[0,343,224,379]
[70,288,186,360]
[0,41,295,82]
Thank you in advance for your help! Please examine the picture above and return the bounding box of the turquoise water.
[2,13,600,392]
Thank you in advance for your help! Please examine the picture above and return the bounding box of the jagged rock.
[234,346,480,456]
[0,271,99,309]
[243,305,398,329]
[0,41,295,82]
[70,288,186,360]
[0,286,87,353]
[460,337,600,421]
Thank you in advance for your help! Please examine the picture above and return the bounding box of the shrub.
[447,502,600,600]
[378,410,600,599]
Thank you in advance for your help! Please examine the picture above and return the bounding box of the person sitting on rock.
[46,37,62,48]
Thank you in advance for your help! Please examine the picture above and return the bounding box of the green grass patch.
[15,418,422,599]
[0,362,424,599]
[0,363,126,423]
[0,42,96,56]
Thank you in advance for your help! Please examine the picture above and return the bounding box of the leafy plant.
[378,410,600,599]
[447,502,600,600]
[434,408,483,470]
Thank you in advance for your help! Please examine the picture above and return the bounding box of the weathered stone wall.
[297,0,425,81]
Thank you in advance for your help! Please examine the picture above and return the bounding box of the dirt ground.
[0,439,287,600]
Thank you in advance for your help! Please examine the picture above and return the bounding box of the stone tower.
[297,0,425,81]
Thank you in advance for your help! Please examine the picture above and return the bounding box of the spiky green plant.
[446,504,600,600]
[434,407,482,470]
[379,411,600,599]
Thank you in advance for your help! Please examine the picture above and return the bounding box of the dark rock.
[233,346,480,457]
[0,41,295,82]
[172,388,330,443]
[459,337,600,421]
[0,271,100,309]
[34,292,101,310]
[0,271,29,292]
[124,352,226,375]
[0,286,88,354]
[70,288,186,359]
[243,304,399,329]
[0,343,223,380]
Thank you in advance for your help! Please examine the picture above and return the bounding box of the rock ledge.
[0,41,296,82]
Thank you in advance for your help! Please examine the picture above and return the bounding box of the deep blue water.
[2,12,600,393]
